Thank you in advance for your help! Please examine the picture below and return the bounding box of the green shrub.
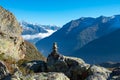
[0,53,6,60]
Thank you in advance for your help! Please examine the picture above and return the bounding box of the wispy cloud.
[22,29,55,40]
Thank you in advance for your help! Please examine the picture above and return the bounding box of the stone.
[25,72,70,80]
[10,72,69,80]
[22,60,47,73]
[10,70,23,80]
[86,65,111,80]
[0,61,9,79]
[109,67,120,80]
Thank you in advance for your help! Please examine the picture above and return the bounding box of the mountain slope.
[73,29,120,63]
[24,40,46,61]
[36,15,120,56]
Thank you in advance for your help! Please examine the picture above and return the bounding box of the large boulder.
[86,65,111,80]
[0,6,25,60]
[0,61,9,79]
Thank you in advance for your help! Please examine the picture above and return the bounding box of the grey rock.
[11,72,69,80]
[10,71,23,80]
[86,65,111,80]
[0,61,9,80]
[109,67,120,80]
[87,73,107,80]
[30,72,70,80]
[23,60,47,72]
[47,54,90,80]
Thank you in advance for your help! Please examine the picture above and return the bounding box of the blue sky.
[0,0,120,26]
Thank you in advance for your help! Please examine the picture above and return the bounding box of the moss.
[19,66,34,76]
[17,59,28,67]
[0,53,5,60]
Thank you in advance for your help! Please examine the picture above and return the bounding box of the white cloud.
[22,29,56,40]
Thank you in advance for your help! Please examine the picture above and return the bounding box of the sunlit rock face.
[0,6,25,60]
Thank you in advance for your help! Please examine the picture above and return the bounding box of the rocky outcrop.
[0,61,9,79]
[47,53,89,80]
[0,6,45,62]
[109,67,120,80]
[47,43,111,80]
[86,65,110,80]
[0,6,25,60]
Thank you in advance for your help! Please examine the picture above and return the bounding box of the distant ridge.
[21,21,60,44]
[36,15,120,63]
[74,29,120,63]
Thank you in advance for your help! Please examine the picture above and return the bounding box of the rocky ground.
[0,42,120,80]
[0,6,120,80]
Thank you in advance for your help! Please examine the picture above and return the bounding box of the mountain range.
[35,15,120,63]
[21,21,60,44]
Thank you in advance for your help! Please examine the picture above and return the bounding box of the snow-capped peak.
[21,21,60,44]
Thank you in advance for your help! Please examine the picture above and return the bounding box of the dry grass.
[24,41,46,61]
